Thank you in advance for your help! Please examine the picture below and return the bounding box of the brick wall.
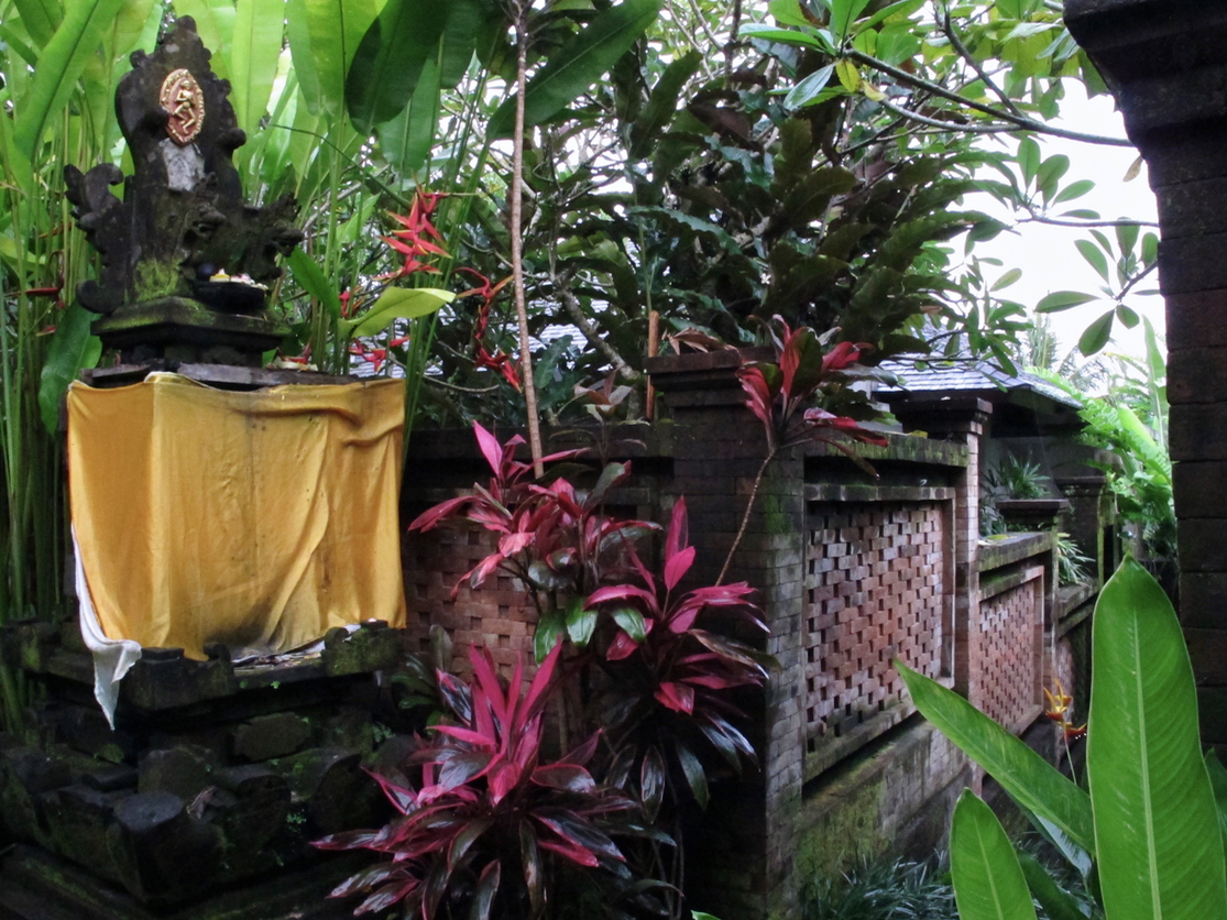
[399,365,1084,919]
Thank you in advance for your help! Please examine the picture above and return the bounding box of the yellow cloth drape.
[67,374,407,660]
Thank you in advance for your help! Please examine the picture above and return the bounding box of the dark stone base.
[92,297,289,367]
[0,845,365,920]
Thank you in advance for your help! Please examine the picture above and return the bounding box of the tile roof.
[877,360,1083,409]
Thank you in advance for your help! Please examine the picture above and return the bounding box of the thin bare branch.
[847,49,1135,147]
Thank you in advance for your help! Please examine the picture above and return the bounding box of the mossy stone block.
[231,713,312,762]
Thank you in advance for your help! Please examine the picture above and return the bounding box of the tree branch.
[1019,215,1160,230]
[555,275,638,381]
[942,12,1024,118]
[847,49,1135,147]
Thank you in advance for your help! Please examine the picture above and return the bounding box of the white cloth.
[74,528,141,729]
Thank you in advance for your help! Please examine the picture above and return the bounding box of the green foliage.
[804,857,957,920]
[950,791,1037,920]
[1040,333,1174,560]
[904,559,1227,920]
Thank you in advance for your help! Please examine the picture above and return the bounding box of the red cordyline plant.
[409,425,768,804]
[316,642,667,919]
[408,422,655,626]
[719,318,891,583]
[584,496,769,812]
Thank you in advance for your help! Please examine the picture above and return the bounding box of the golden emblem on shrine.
[160,68,204,145]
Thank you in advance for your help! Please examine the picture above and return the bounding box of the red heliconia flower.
[380,189,450,281]
[457,267,520,390]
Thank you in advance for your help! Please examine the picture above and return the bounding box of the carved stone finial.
[64,17,304,365]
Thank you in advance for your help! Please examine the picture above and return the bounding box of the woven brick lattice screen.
[978,572,1044,732]
[802,502,949,779]
[403,525,536,682]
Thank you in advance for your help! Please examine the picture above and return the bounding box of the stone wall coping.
[977,531,1054,573]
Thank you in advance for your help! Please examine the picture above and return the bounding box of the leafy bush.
[318,642,670,919]
[804,858,957,920]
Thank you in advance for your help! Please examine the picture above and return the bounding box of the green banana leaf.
[950,790,1037,920]
[487,0,662,138]
[286,248,343,320]
[1017,850,1086,920]
[294,0,378,117]
[1206,749,1227,877]
[229,0,284,142]
[39,302,102,435]
[1088,558,1227,920]
[13,0,127,162]
[12,0,63,49]
[898,662,1095,852]
[170,0,235,81]
[377,55,442,177]
[345,0,450,134]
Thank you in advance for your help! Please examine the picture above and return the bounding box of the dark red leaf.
[654,681,695,714]
[355,878,421,915]
[446,817,492,871]
[606,630,639,661]
[640,746,665,822]
[664,545,695,592]
[520,820,544,915]
[313,828,381,850]
[531,763,597,793]
[538,836,600,867]
[535,812,625,861]
[408,495,472,532]
[329,863,408,898]
[559,730,601,767]
[473,422,504,475]
[472,859,502,920]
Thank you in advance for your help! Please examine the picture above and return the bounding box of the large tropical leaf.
[229,0,284,142]
[294,0,378,116]
[487,0,661,138]
[1088,558,1227,920]
[950,790,1037,920]
[344,287,454,337]
[345,0,450,134]
[171,0,236,81]
[378,56,441,177]
[13,0,127,161]
[12,0,62,48]
[898,662,1094,852]
[39,302,102,435]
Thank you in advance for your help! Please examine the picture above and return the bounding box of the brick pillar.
[1065,0,1227,741]
[648,351,805,920]
[889,396,991,704]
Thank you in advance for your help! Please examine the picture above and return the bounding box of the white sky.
[969,83,1162,363]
